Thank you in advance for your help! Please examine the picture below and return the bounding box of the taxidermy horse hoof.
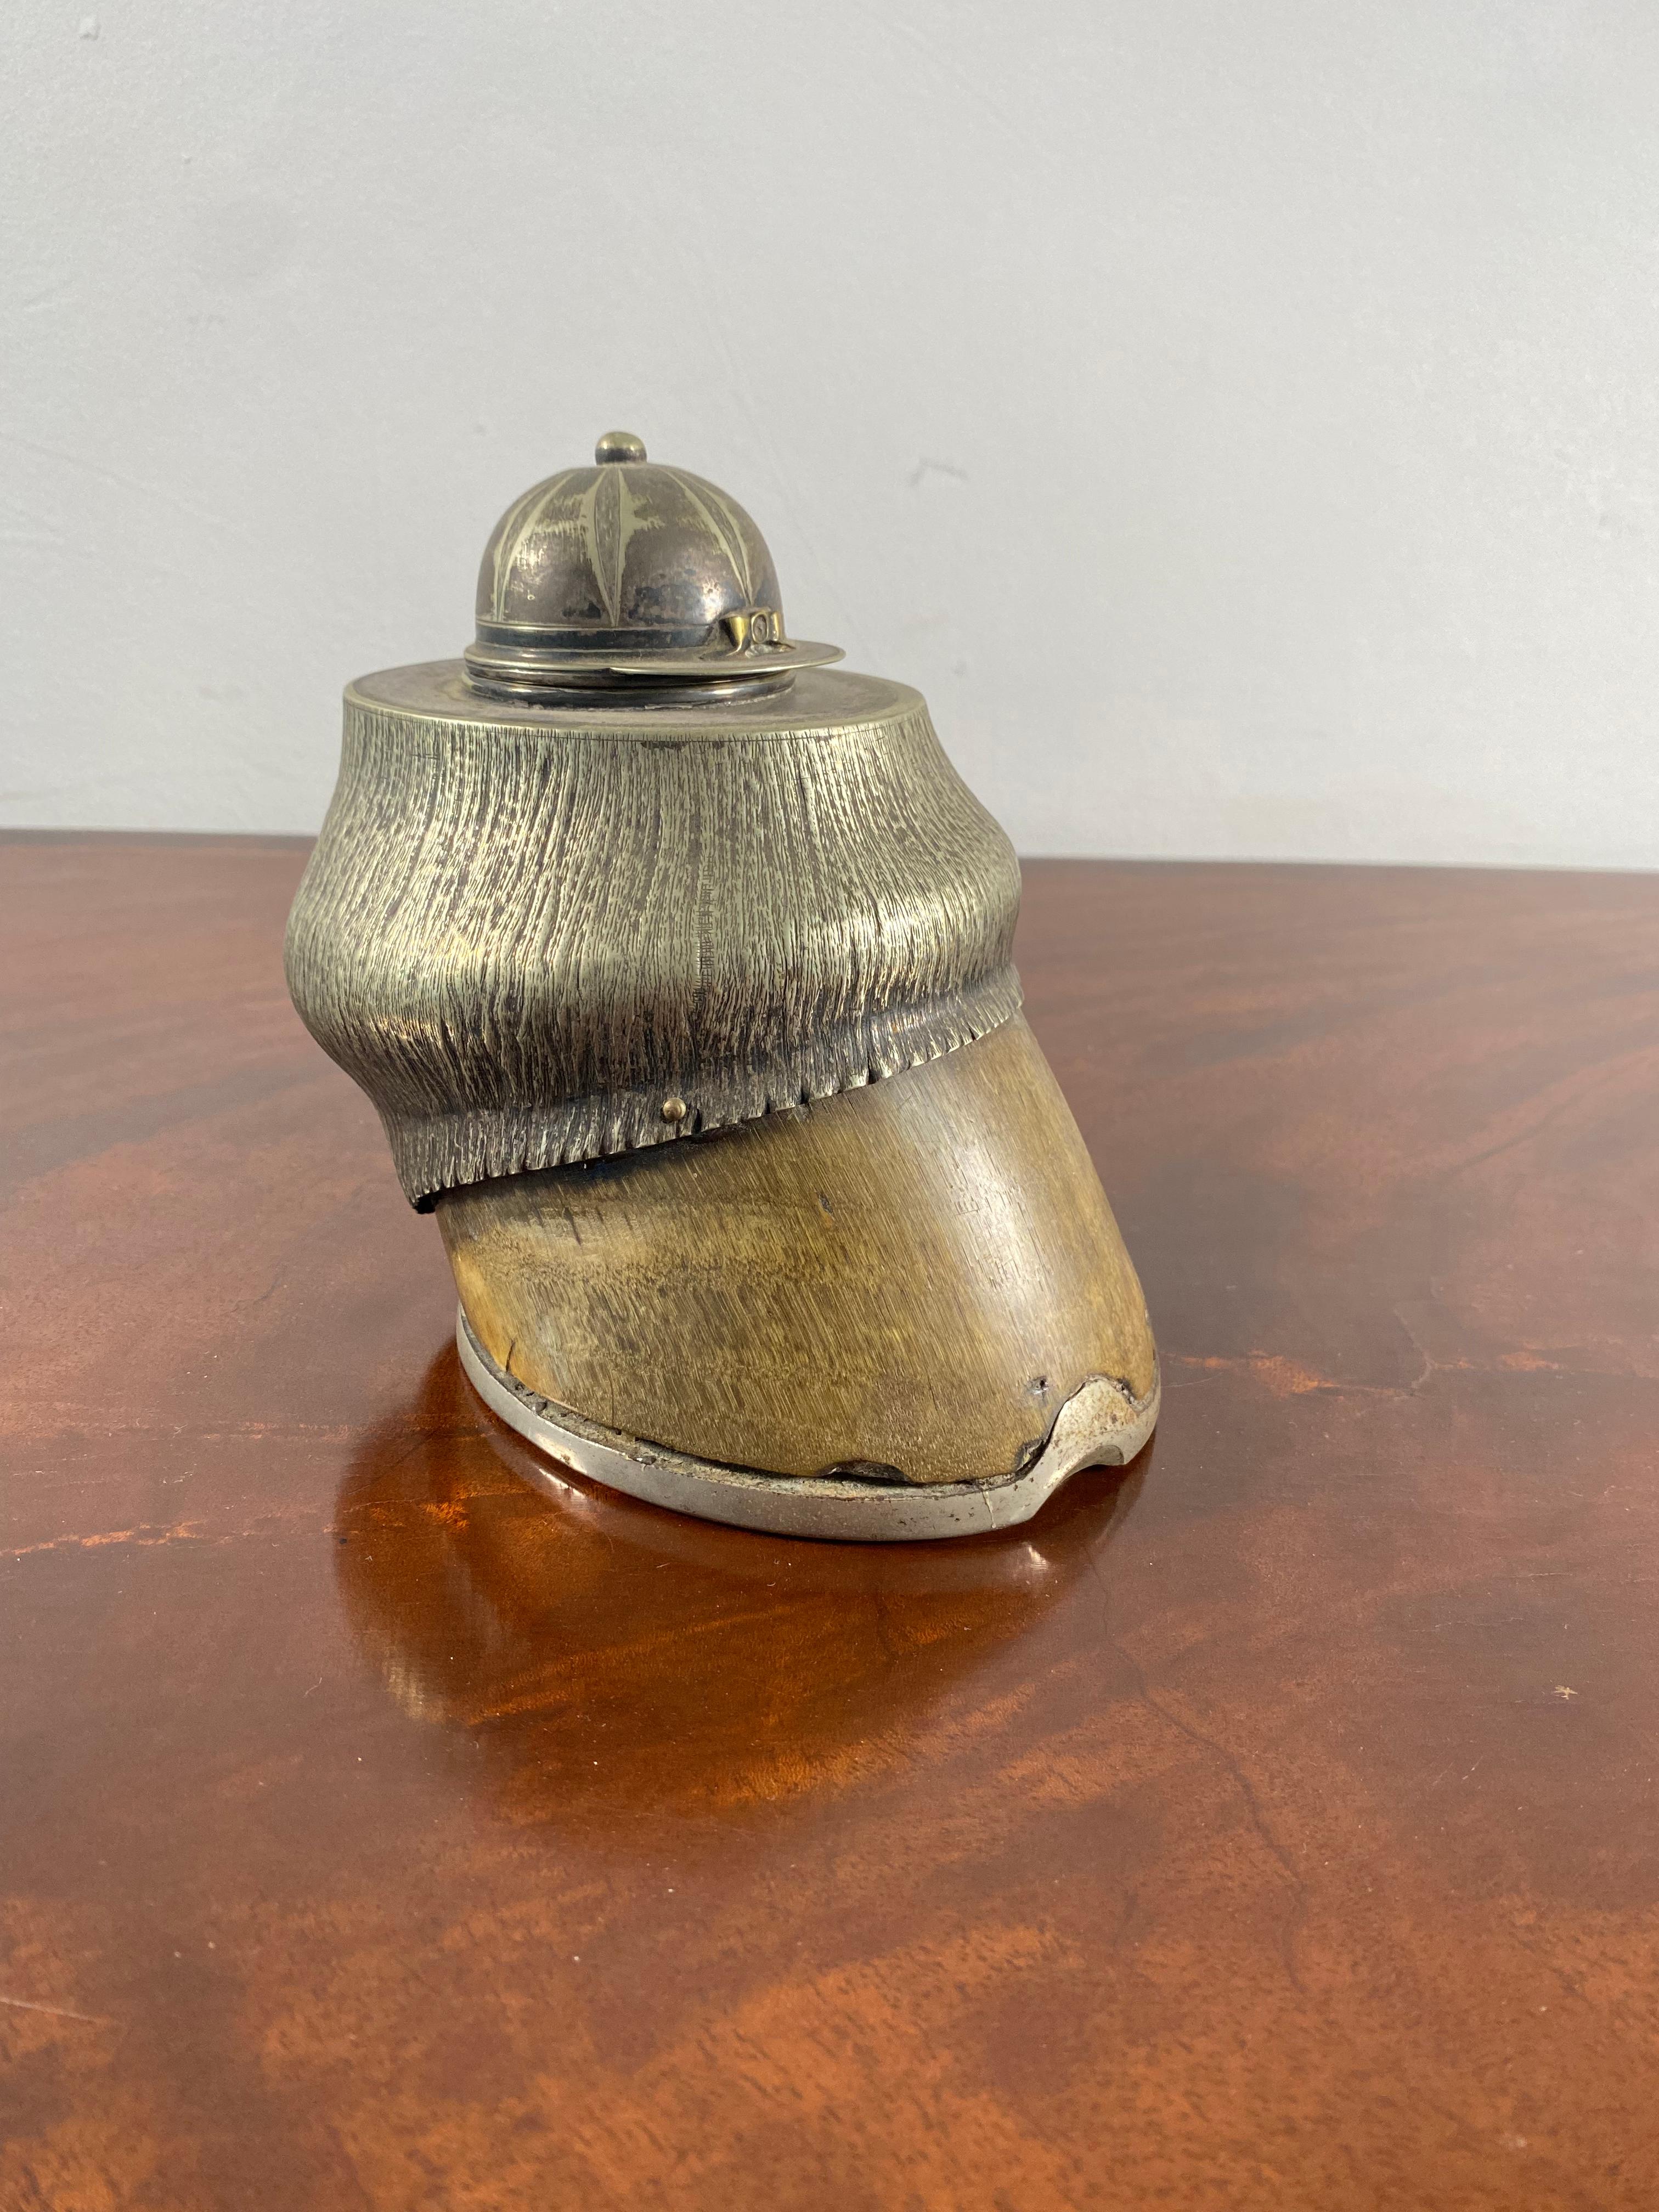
[286,431,1157,1540]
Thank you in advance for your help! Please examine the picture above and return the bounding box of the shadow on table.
[334,1344,1148,1837]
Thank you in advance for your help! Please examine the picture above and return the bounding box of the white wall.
[4,1,1657,862]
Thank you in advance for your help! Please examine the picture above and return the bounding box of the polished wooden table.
[4,836,1656,2210]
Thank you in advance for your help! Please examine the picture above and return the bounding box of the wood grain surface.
[3,837,1657,2211]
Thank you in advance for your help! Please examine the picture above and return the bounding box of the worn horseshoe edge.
[456,1308,1159,1543]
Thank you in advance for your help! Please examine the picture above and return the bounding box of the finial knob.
[595,430,647,464]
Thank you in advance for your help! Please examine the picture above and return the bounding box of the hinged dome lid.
[464,431,844,701]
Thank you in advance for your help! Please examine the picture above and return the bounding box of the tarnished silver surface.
[464,432,840,699]
[456,1308,1160,1542]
[286,436,1024,1210]
[286,661,1021,1210]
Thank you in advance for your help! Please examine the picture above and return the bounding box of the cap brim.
[604,640,843,679]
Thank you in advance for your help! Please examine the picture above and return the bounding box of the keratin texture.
[285,676,1022,1207]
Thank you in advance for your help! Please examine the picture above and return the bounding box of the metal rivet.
[661,1096,687,1124]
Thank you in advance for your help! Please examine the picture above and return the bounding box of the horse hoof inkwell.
[285,432,1158,1539]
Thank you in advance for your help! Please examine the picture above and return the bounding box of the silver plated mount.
[458,1308,1159,1543]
